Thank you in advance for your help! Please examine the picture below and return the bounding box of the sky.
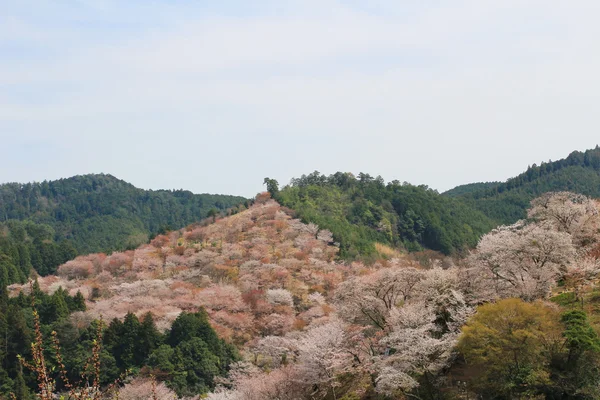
[1,0,599,197]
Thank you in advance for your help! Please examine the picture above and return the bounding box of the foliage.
[8,188,600,399]
[0,273,235,398]
[467,221,575,301]
[117,377,176,400]
[457,299,562,398]
[463,192,600,304]
[0,281,87,398]
[0,219,77,286]
[449,146,600,224]
[458,299,600,399]
[276,171,497,257]
[12,199,343,348]
[104,310,238,397]
[443,181,502,197]
[0,173,246,256]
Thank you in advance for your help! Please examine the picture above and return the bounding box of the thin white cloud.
[1,0,599,195]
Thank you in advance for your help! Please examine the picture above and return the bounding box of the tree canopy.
[276,171,496,258]
[446,146,600,225]
[0,174,246,256]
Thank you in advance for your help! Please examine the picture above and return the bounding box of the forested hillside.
[270,172,497,258]
[7,191,600,399]
[442,181,500,197]
[0,173,246,256]
[2,195,341,397]
[0,281,237,398]
[0,220,77,286]
[446,146,600,224]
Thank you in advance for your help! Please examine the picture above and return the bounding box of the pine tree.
[51,289,70,320]
[139,312,162,359]
[16,244,32,282]
[14,362,30,400]
[71,291,86,312]
[0,259,9,297]
[119,313,141,368]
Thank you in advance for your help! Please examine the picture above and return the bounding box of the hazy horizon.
[2,1,600,197]
[0,143,595,198]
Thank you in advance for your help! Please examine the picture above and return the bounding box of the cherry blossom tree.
[251,336,296,368]
[208,362,304,400]
[563,257,600,305]
[117,377,177,400]
[529,192,599,248]
[335,265,424,329]
[415,267,473,333]
[57,259,94,280]
[469,221,575,300]
[316,229,334,243]
[259,313,295,336]
[294,320,354,397]
[373,269,472,396]
[266,289,294,307]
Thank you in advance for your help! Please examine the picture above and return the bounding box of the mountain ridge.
[445,146,600,224]
[0,173,247,276]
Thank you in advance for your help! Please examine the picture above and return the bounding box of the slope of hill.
[0,174,247,256]
[5,196,355,396]
[272,172,497,257]
[0,219,77,285]
[8,192,600,399]
[14,196,344,338]
[443,181,501,197]
[447,146,600,224]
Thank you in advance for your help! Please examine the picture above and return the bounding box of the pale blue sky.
[1,0,599,197]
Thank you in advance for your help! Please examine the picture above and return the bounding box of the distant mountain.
[0,174,246,277]
[446,146,600,224]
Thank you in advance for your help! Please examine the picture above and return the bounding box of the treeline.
[270,171,496,258]
[0,283,237,398]
[0,220,77,286]
[447,146,600,224]
[0,174,247,255]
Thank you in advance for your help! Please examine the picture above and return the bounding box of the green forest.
[4,148,600,399]
[0,220,77,284]
[0,174,246,284]
[268,147,600,260]
[271,172,497,258]
[0,174,246,255]
[446,146,600,224]
[0,281,237,398]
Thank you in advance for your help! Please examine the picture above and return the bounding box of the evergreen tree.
[51,288,70,320]
[170,338,220,396]
[0,257,9,297]
[14,363,30,400]
[118,312,142,368]
[139,312,162,360]
[70,291,86,312]
[168,310,220,354]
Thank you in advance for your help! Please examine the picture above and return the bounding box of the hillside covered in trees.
[7,149,600,399]
[7,191,600,399]
[446,146,600,224]
[268,147,600,260]
[0,280,237,399]
[0,219,78,286]
[269,172,497,258]
[2,194,343,398]
[0,174,246,281]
